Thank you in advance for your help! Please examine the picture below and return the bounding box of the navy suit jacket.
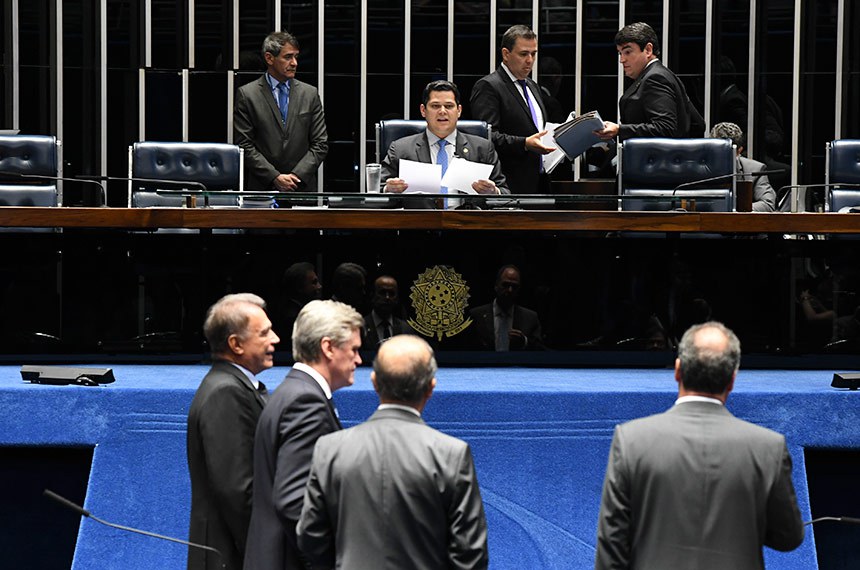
[618,60,704,141]
[187,360,267,570]
[234,75,328,191]
[380,129,509,194]
[244,366,342,570]
[470,68,547,194]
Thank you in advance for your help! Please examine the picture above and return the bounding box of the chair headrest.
[0,135,58,179]
[622,138,734,186]
[131,142,241,191]
[829,140,860,185]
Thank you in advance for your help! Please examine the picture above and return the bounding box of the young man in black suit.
[596,22,704,142]
[470,25,556,194]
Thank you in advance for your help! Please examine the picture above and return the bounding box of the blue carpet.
[2,365,857,569]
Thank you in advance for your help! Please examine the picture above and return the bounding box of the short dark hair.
[422,80,461,106]
[283,262,316,293]
[677,321,741,394]
[262,31,299,60]
[373,336,437,404]
[615,22,661,58]
[501,25,537,52]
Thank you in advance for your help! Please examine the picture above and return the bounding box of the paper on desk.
[400,159,442,194]
[440,157,488,194]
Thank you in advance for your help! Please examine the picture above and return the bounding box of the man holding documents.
[595,22,704,142]
[381,80,509,200]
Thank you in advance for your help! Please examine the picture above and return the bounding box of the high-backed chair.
[619,138,736,212]
[128,141,243,207]
[375,120,491,163]
[0,134,62,207]
[825,140,860,212]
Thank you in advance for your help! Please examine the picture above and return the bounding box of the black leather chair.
[618,138,736,212]
[374,119,491,163]
[128,141,243,207]
[0,134,61,207]
[825,140,860,212]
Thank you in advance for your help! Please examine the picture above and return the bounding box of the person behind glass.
[330,261,368,314]
[187,293,279,570]
[709,122,776,212]
[468,264,545,351]
[595,22,704,142]
[244,300,363,570]
[594,321,804,569]
[364,275,416,348]
[470,25,556,194]
[297,334,489,570]
[272,261,322,350]
[380,80,509,200]
[234,31,328,193]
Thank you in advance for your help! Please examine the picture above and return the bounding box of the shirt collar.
[378,403,421,417]
[493,298,511,317]
[228,362,259,390]
[675,395,723,406]
[425,129,457,148]
[266,73,290,91]
[292,361,333,399]
[501,63,523,84]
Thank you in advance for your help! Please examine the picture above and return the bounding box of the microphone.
[672,169,786,192]
[78,174,207,191]
[3,172,107,205]
[43,489,225,568]
[805,516,860,526]
[774,183,852,212]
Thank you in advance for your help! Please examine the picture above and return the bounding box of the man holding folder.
[380,80,509,199]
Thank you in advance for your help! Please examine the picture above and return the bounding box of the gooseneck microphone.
[805,516,860,526]
[43,489,225,569]
[672,169,786,192]
[4,172,107,204]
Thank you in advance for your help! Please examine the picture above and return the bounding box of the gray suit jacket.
[297,407,489,570]
[381,130,510,194]
[244,367,342,570]
[234,75,328,191]
[595,401,804,570]
[738,156,776,212]
[187,361,267,570]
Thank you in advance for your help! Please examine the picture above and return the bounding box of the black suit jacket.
[244,366,342,570]
[234,75,328,191]
[186,360,267,570]
[470,68,547,194]
[468,302,545,350]
[297,407,489,569]
[618,60,704,141]
[380,130,509,194]
[362,311,417,348]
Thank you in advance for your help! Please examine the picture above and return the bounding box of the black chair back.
[826,140,860,212]
[0,135,61,206]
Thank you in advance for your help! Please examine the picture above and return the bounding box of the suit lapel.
[215,360,266,408]
[290,367,342,430]
[283,78,300,135]
[416,132,432,163]
[499,69,533,124]
[455,131,471,161]
[621,60,659,101]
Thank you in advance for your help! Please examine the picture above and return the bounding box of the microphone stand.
[43,489,225,569]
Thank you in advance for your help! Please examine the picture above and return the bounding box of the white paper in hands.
[399,159,442,194]
[440,157,490,194]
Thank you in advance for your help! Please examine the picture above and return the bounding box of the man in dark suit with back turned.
[234,31,327,192]
[596,22,704,143]
[244,300,363,570]
[187,293,280,570]
[381,80,509,197]
[594,321,804,569]
[297,334,489,569]
[470,25,556,194]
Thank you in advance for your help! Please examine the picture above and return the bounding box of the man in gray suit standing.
[595,321,804,570]
[297,334,489,570]
[234,31,327,192]
[244,300,363,570]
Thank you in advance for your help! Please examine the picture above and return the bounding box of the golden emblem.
[408,266,472,340]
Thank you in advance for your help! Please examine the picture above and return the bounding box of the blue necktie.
[437,139,449,208]
[277,82,289,124]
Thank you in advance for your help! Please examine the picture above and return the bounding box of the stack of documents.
[551,111,606,161]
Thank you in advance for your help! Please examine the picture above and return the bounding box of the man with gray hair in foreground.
[297,335,489,569]
[187,293,280,570]
[245,300,363,570]
[595,321,803,570]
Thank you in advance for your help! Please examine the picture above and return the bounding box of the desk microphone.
[43,489,225,568]
[3,172,107,204]
[78,175,208,191]
[672,169,786,192]
[805,516,860,526]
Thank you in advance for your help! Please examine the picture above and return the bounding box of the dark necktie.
[257,380,268,403]
[327,398,342,428]
[382,320,393,341]
[277,82,289,124]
